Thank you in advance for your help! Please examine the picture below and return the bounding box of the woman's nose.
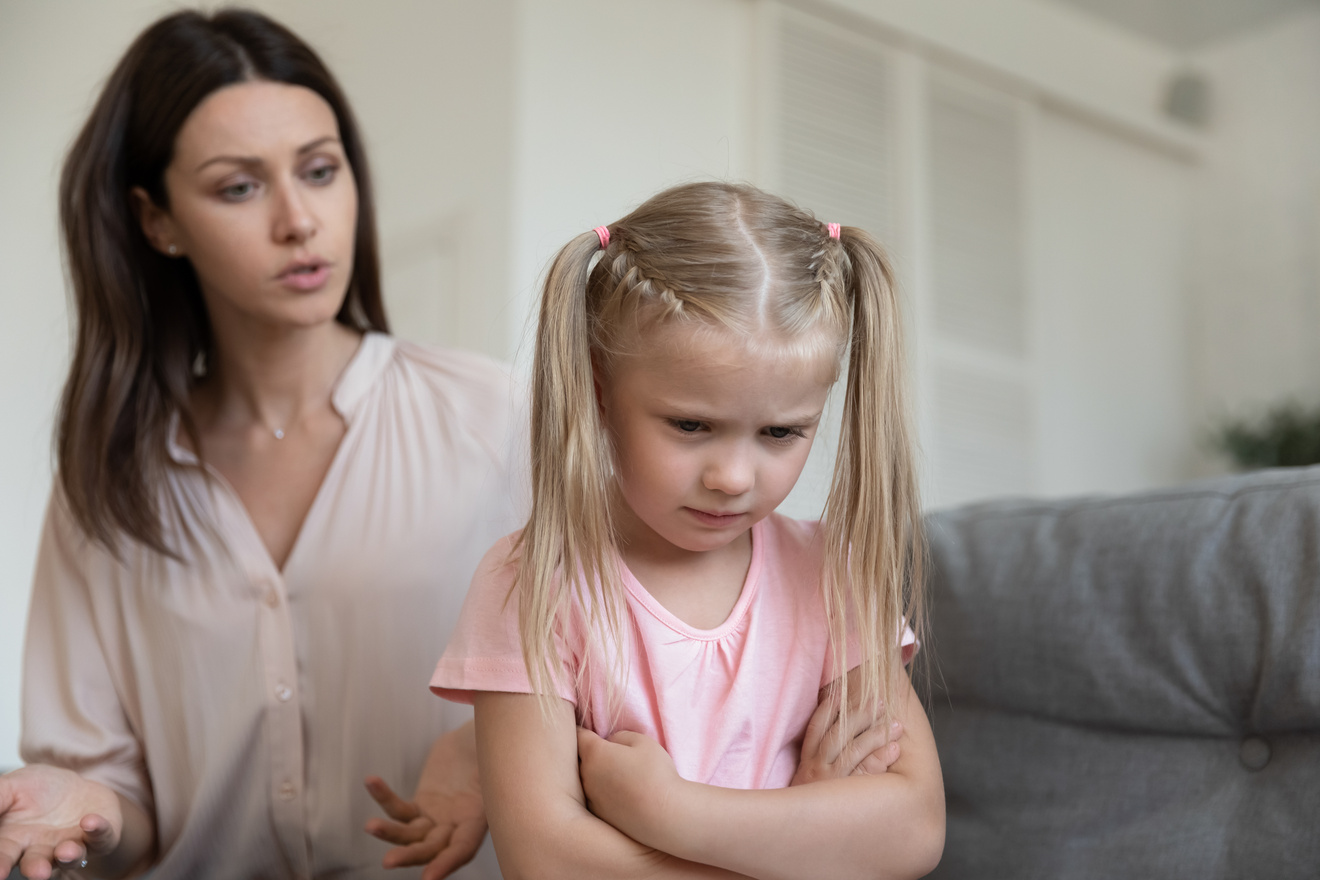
[272,181,317,243]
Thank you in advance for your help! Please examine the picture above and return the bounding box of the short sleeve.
[430,534,577,705]
[820,618,921,689]
[20,492,153,815]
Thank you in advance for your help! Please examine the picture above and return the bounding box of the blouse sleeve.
[430,534,577,706]
[19,492,153,816]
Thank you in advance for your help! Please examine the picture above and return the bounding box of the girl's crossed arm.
[475,691,752,880]
[577,672,944,880]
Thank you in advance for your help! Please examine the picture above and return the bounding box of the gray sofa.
[921,466,1320,878]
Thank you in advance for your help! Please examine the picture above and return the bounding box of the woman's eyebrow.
[193,135,341,172]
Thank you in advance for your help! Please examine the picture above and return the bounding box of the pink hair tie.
[826,222,841,240]
[594,225,611,249]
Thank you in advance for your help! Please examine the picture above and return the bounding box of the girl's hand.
[790,693,903,786]
[365,722,487,880]
[0,765,123,879]
[576,728,684,847]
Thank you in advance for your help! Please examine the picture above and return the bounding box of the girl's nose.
[702,448,754,496]
[272,182,317,243]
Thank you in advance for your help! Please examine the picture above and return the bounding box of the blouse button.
[275,682,293,702]
[265,589,280,608]
[278,780,296,801]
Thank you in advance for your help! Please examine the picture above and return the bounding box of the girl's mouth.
[686,508,746,527]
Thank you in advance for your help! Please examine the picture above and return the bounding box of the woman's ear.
[130,186,183,257]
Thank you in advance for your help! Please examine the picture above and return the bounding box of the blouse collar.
[166,331,396,466]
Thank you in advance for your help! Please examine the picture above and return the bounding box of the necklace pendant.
[273,428,285,440]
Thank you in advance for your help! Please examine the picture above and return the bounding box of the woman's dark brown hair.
[58,7,388,555]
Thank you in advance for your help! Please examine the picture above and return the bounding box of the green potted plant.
[1210,402,1320,469]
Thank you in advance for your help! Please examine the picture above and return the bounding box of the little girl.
[432,182,944,879]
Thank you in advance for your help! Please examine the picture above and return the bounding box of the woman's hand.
[0,765,123,879]
[790,691,903,786]
[365,721,487,880]
[576,728,685,849]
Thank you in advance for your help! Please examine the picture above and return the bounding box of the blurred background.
[2,0,1318,766]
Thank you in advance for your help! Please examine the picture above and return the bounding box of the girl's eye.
[220,181,256,201]
[766,426,805,442]
[305,163,337,184]
[673,420,703,433]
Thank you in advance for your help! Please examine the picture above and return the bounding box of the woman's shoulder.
[382,337,527,453]
[389,337,521,405]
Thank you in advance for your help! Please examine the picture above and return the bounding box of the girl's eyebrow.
[193,135,341,172]
[657,402,825,426]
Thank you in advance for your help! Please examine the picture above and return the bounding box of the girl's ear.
[130,186,184,257]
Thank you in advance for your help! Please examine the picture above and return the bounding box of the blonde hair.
[518,181,925,728]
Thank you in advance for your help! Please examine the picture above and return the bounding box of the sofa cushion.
[922,466,1320,878]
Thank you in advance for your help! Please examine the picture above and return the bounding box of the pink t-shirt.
[431,513,914,790]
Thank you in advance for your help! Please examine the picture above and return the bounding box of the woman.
[0,9,521,879]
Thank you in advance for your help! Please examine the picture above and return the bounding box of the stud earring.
[168,244,178,255]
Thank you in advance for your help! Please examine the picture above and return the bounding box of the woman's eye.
[220,181,255,201]
[306,164,337,184]
[674,420,702,433]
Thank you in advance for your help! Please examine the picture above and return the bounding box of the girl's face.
[134,80,358,331]
[598,322,836,560]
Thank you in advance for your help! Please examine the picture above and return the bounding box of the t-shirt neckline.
[618,518,766,641]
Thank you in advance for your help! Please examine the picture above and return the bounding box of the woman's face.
[137,80,358,331]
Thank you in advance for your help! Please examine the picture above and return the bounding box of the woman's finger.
[364,777,421,822]
[367,816,432,846]
[18,843,58,880]
[52,838,87,865]
[382,827,451,868]
[80,813,118,855]
[0,838,23,878]
[420,821,486,880]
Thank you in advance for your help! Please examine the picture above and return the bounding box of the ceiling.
[1044,0,1319,49]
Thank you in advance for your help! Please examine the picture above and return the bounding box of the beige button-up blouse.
[21,334,526,879]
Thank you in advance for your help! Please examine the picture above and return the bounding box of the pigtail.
[821,226,926,730]
[516,231,626,717]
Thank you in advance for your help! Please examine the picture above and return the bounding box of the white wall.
[1188,8,1320,465]
[0,0,516,768]
[802,0,1194,148]
[1032,108,1194,496]
[508,0,758,360]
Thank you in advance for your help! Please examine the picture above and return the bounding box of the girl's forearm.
[653,773,943,880]
[591,680,944,880]
[497,807,750,880]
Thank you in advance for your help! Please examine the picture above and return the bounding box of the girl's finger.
[840,724,893,773]
[800,694,838,761]
[364,777,421,822]
[855,740,902,776]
